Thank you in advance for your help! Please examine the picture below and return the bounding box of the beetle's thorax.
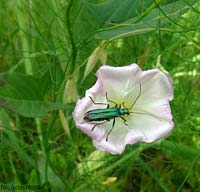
[119,108,129,115]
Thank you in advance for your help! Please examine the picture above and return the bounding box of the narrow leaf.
[0,96,72,118]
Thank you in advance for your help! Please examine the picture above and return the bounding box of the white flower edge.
[73,64,174,154]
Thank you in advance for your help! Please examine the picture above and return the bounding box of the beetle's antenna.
[129,83,142,110]
[130,111,161,120]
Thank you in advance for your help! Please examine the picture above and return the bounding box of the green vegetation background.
[0,0,200,191]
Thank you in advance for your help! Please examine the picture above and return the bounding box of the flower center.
[112,99,131,109]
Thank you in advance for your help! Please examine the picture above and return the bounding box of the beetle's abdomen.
[84,107,120,122]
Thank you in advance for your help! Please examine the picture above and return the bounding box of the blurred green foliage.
[0,0,200,191]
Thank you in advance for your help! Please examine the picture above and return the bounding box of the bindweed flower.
[73,64,174,154]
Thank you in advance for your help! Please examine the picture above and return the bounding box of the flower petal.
[139,69,173,102]
[73,96,107,141]
[125,112,174,145]
[125,68,173,107]
[93,119,129,154]
[96,64,142,101]
[134,99,173,121]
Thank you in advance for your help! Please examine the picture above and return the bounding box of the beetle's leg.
[91,124,97,131]
[91,120,109,131]
[106,92,118,105]
[120,116,128,126]
[106,118,115,141]
[89,96,108,106]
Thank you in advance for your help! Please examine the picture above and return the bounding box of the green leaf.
[0,110,35,167]
[82,0,153,26]
[0,72,51,100]
[38,157,66,192]
[0,96,72,117]
[159,140,200,160]
[0,72,73,117]
[75,1,98,43]
[83,0,196,40]
[138,158,170,192]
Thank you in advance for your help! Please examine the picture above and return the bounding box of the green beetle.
[84,83,142,141]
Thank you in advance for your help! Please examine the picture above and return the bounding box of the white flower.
[73,64,174,154]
